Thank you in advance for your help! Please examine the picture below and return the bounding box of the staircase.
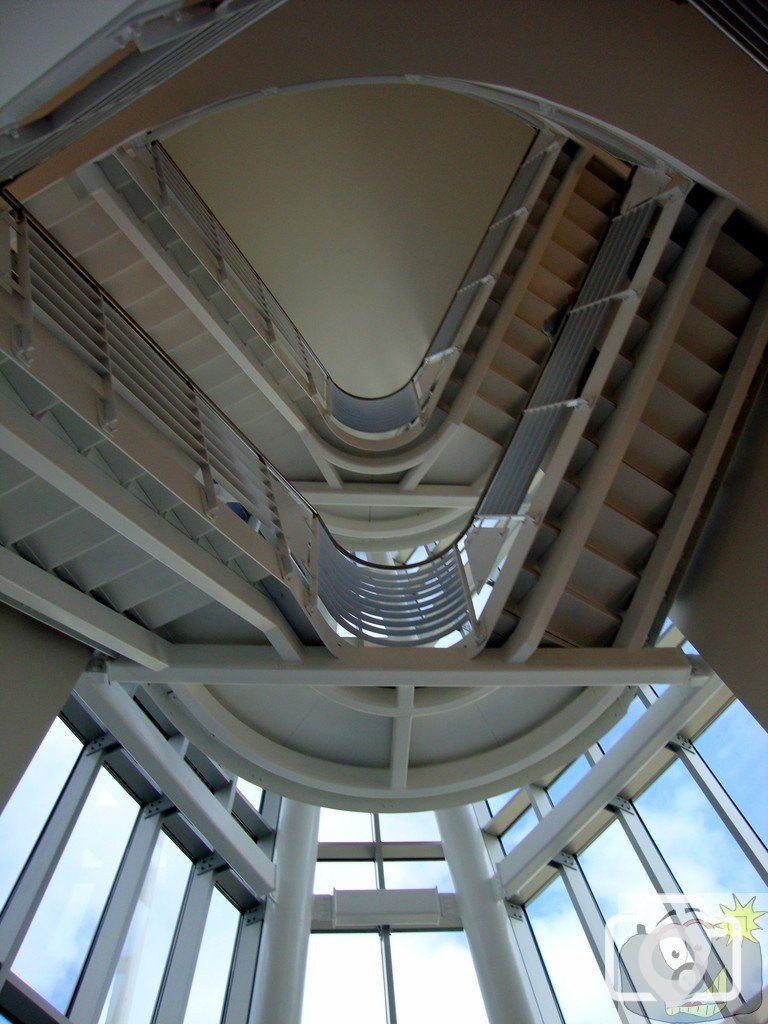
[439,147,630,446]
[495,192,768,650]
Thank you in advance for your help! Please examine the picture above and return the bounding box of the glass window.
[314,860,377,892]
[13,768,139,1012]
[635,759,765,896]
[236,779,263,812]
[694,700,768,846]
[302,933,386,1024]
[378,811,439,841]
[486,788,519,816]
[579,819,665,923]
[383,859,453,890]
[0,718,82,911]
[318,808,372,842]
[182,889,240,1024]
[390,931,488,1023]
[548,757,590,803]
[527,875,622,1024]
[99,831,190,1024]
[599,697,645,753]
[500,807,537,854]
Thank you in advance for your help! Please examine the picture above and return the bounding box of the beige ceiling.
[165,84,534,397]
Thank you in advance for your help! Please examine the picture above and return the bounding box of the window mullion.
[0,736,108,975]
[672,737,768,885]
[152,862,216,1024]
[69,806,164,1024]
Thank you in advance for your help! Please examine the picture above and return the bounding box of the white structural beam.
[497,676,723,897]
[76,672,276,896]
[0,392,301,660]
[294,482,479,509]
[0,544,171,670]
[436,804,541,1024]
[108,643,694,688]
[249,799,319,1024]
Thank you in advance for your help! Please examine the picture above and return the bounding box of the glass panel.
[13,768,139,1012]
[302,933,386,1024]
[318,808,373,842]
[579,819,666,923]
[0,718,81,911]
[378,811,439,841]
[235,779,263,811]
[383,859,453,890]
[182,889,240,1024]
[548,756,590,803]
[599,697,645,753]
[500,807,537,855]
[99,832,190,1024]
[635,759,765,895]
[527,875,622,1024]
[390,931,488,1023]
[694,699,768,846]
[314,860,377,892]
[486,788,519,816]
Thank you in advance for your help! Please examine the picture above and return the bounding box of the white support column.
[436,804,540,1024]
[249,799,320,1024]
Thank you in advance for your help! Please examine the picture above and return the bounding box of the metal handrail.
[2,179,660,648]
[145,135,558,439]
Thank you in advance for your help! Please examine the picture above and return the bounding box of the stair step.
[574,167,621,214]
[478,374,528,418]
[97,560,185,612]
[562,193,611,240]
[692,267,754,334]
[46,200,118,257]
[62,537,153,592]
[710,224,766,298]
[500,315,551,364]
[604,459,674,533]
[491,343,541,393]
[0,478,73,544]
[676,304,738,371]
[549,586,622,647]
[551,217,601,264]
[464,400,514,445]
[622,421,690,492]
[528,264,576,310]
[659,343,722,410]
[568,545,639,609]
[134,583,212,630]
[589,503,657,573]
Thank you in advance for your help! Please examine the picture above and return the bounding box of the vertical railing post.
[151,143,169,212]
[190,394,220,521]
[11,211,34,365]
[97,296,118,436]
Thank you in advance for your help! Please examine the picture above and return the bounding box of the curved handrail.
[3,180,658,650]
[142,134,559,445]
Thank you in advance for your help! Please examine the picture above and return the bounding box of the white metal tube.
[249,799,320,1024]
[436,804,540,1024]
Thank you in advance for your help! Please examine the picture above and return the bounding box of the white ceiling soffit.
[164,84,534,397]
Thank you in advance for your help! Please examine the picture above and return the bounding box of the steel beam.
[75,672,276,896]
[0,544,172,670]
[497,677,722,897]
[108,643,694,689]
